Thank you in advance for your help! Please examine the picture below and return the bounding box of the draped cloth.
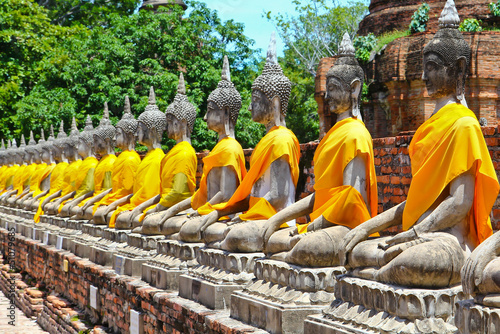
[3,165,20,191]
[77,153,116,208]
[297,117,378,234]
[33,163,56,197]
[109,148,164,228]
[207,126,300,221]
[403,103,499,247]
[57,156,98,212]
[12,164,28,195]
[91,150,141,214]
[139,141,197,220]
[34,161,68,222]
[194,137,247,214]
[28,163,47,195]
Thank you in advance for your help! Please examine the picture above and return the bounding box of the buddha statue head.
[93,102,116,155]
[78,115,95,159]
[33,129,47,164]
[165,73,197,142]
[40,126,55,164]
[10,139,20,165]
[205,56,242,138]
[250,32,291,128]
[20,133,32,164]
[53,121,68,162]
[422,0,470,106]
[137,86,166,149]
[64,117,81,162]
[116,96,138,151]
[325,32,364,120]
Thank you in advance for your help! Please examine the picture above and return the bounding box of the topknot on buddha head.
[116,96,138,136]
[94,102,116,143]
[33,129,46,155]
[23,132,36,157]
[138,86,167,139]
[165,73,197,133]
[207,56,242,125]
[79,115,95,149]
[53,121,68,151]
[40,125,55,154]
[252,32,291,116]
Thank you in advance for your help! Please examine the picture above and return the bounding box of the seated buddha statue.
[59,116,99,217]
[216,33,377,264]
[177,33,301,246]
[128,73,198,231]
[67,103,117,218]
[4,134,30,205]
[339,0,500,288]
[80,97,141,222]
[42,118,84,215]
[0,140,19,196]
[93,87,166,229]
[137,56,246,236]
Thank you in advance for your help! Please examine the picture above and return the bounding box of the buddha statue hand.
[199,210,219,234]
[462,232,500,296]
[380,227,419,249]
[339,225,371,267]
[261,216,284,248]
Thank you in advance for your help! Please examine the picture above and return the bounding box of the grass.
[374,30,410,53]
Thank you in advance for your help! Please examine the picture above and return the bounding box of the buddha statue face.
[249,89,275,125]
[204,101,226,133]
[41,148,52,163]
[77,137,91,158]
[137,121,152,147]
[422,52,463,99]
[32,149,41,164]
[166,114,185,141]
[93,135,108,155]
[115,128,128,150]
[23,150,32,163]
[326,76,354,115]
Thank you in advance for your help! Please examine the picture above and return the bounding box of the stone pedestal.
[103,228,130,242]
[89,238,126,266]
[455,299,500,334]
[304,276,464,334]
[127,233,164,250]
[231,259,344,334]
[112,245,156,277]
[81,223,107,237]
[179,248,264,310]
[69,233,101,259]
[142,240,203,291]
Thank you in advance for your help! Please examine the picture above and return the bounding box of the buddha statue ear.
[455,56,468,107]
[350,78,362,120]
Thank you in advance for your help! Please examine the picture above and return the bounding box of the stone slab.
[103,228,130,242]
[455,299,500,334]
[89,238,126,266]
[127,233,164,250]
[112,246,156,277]
[142,262,183,291]
[81,223,107,237]
[179,274,241,310]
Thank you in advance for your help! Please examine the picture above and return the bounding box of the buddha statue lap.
[68,103,117,219]
[94,87,165,229]
[338,0,500,289]
[138,56,246,236]
[177,33,301,248]
[82,97,141,222]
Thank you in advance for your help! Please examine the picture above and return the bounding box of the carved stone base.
[455,299,500,334]
[81,223,107,237]
[103,228,130,242]
[304,276,463,334]
[89,238,126,266]
[179,248,264,310]
[69,233,101,259]
[127,233,164,250]
[230,259,345,334]
[142,240,203,290]
[112,245,156,277]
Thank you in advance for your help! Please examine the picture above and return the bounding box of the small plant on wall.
[489,1,500,17]
[459,18,483,32]
[409,3,430,34]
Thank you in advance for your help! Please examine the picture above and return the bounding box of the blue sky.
[195,0,361,58]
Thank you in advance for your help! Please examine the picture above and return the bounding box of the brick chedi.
[316,0,500,138]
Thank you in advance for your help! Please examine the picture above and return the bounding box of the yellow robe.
[77,153,116,207]
[32,163,56,197]
[60,160,83,196]
[109,148,164,228]
[208,126,300,221]
[57,156,98,212]
[297,117,378,233]
[22,163,37,190]
[34,161,69,222]
[91,150,141,214]
[1,165,19,193]
[12,164,28,195]
[0,165,8,188]
[404,103,499,247]
[28,163,48,195]
[194,137,247,214]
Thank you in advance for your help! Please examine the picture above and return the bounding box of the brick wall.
[358,0,498,36]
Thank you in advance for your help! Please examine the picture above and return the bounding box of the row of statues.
[0,0,499,310]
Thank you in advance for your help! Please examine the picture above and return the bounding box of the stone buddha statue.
[129,73,198,231]
[339,0,500,288]
[59,115,99,217]
[216,33,377,264]
[89,96,141,223]
[462,231,500,308]
[95,87,166,229]
[33,122,70,221]
[178,33,301,246]
[43,117,84,215]
[0,140,18,194]
[4,134,30,204]
[138,56,246,236]
[69,103,117,219]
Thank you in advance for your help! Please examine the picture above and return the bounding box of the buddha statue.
[69,103,117,219]
[137,56,246,236]
[338,0,500,288]
[42,117,84,215]
[34,122,70,222]
[89,96,141,223]
[0,140,19,195]
[128,73,198,231]
[4,134,30,205]
[177,33,300,246]
[94,87,166,229]
[212,33,378,264]
[59,115,99,217]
